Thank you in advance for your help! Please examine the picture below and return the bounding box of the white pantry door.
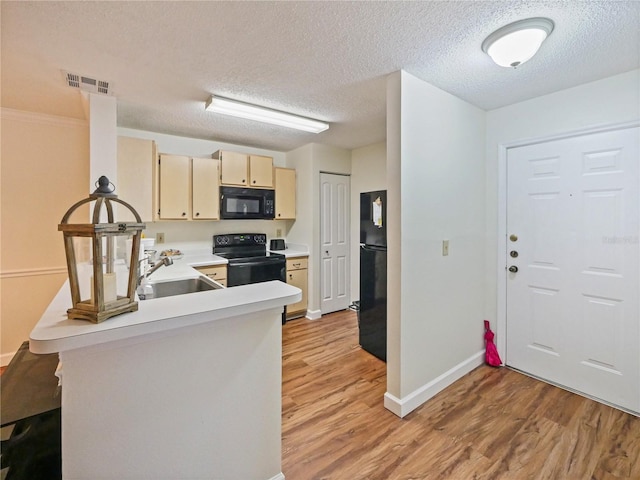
[320,173,350,314]
[506,126,639,413]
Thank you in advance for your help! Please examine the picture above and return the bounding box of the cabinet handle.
[278,213,281,217]
[293,263,300,267]
[195,212,200,217]
[242,179,246,183]
[252,180,256,184]
[181,212,186,217]
[289,274,292,280]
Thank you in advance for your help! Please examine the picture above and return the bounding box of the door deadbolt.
[509,234,518,242]
[508,265,518,273]
[510,250,519,258]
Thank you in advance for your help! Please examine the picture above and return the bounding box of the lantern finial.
[91,176,116,198]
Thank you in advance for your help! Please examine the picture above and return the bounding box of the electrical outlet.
[156,232,165,244]
[276,228,282,238]
[442,240,449,256]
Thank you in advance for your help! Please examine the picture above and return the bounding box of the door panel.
[320,173,350,314]
[506,126,639,413]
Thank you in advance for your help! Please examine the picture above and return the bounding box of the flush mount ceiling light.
[205,95,329,133]
[482,17,554,68]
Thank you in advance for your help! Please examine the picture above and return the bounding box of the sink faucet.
[138,256,173,285]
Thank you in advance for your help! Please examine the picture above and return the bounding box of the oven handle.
[230,258,285,267]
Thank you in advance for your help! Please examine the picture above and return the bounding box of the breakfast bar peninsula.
[30,271,300,480]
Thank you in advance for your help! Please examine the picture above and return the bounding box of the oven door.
[220,187,275,220]
[226,256,286,287]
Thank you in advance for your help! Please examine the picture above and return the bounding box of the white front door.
[320,173,350,314]
[506,126,639,413]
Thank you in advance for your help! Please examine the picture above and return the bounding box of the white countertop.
[29,245,302,354]
[268,242,309,258]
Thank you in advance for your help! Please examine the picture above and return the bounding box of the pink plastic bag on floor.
[484,320,502,367]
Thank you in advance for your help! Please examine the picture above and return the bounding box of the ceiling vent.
[63,71,112,95]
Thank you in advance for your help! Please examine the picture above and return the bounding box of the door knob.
[509,265,518,273]
[510,250,519,258]
[509,234,518,242]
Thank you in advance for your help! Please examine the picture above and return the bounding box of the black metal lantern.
[58,176,145,323]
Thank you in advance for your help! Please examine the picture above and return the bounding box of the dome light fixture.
[482,17,554,68]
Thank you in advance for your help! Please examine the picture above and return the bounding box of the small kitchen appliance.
[270,239,286,251]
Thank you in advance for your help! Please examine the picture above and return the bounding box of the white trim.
[0,267,67,279]
[383,350,485,418]
[0,107,87,127]
[1,351,17,367]
[497,119,640,366]
[305,309,322,320]
[267,473,285,480]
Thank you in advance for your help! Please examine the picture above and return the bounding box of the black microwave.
[220,186,275,219]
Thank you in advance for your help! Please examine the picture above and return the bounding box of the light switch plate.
[276,228,282,237]
[442,240,449,256]
[156,232,165,244]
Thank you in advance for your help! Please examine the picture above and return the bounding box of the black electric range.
[213,234,286,287]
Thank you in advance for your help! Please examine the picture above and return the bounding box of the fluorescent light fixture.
[482,17,554,68]
[205,95,329,133]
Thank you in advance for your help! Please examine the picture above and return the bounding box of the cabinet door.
[275,168,296,219]
[287,268,308,315]
[117,136,156,222]
[192,158,219,220]
[220,151,249,186]
[159,154,190,220]
[194,265,227,281]
[249,155,274,187]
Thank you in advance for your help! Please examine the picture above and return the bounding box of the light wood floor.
[282,310,640,479]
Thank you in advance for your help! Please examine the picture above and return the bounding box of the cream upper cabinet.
[274,167,296,220]
[214,150,248,186]
[213,150,273,188]
[249,155,274,187]
[158,155,220,220]
[192,158,220,220]
[117,136,157,222]
[158,154,191,220]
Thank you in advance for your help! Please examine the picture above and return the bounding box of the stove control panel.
[213,233,267,248]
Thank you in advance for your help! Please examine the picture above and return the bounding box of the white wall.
[350,142,387,302]
[285,143,351,317]
[118,127,289,244]
[485,69,640,353]
[386,71,486,416]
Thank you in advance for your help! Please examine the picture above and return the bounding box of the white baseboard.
[305,309,322,320]
[384,350,485,418]
[1,351,17,367]
[268,473,285,480]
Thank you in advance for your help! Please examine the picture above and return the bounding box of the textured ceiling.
[2,1,639,152]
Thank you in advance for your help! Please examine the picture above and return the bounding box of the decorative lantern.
[59,176,145,323]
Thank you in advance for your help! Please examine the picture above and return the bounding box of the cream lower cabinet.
[194,265,227,287]
[275,167,296,219]
[158,155,220,220]
[286,256,308,319]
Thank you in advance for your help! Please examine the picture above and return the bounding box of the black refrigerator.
[359,190,387,362]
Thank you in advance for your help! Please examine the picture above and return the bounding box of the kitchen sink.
[138,276,222,300]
